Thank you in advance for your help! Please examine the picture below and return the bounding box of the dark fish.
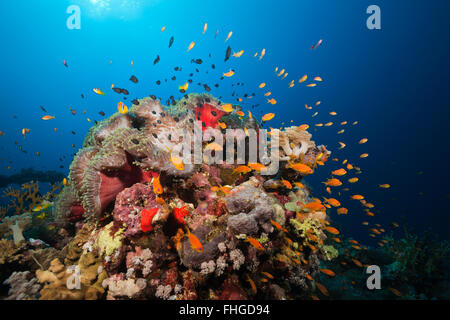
[94,120,98,125]
[40,106,47,112]
[150,95,157,100]
[211,64,215,69]
[214,84,219,88]
[81,94,84,99]
[153,55,160,65]
[191,58,203,64]
[122,89,129,95]
[171,76,176,80]
[99,111,105,116]
[71,131,76,135]
[203,84,211,92]
[130,75,138,83]
[132,99,140,105]
[174,66,179,71]
[169,36,174,48]
[156,80,161,85]
[113,87,122,94]
[225,46,231,62]
[71,109,77,116]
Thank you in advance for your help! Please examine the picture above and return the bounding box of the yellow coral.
[94,222,125,256]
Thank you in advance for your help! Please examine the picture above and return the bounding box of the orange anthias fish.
[281,179,293,189]
[233,165,252,174]
[93,88,105,95]
[389,288,402,297]
[287,162,314,175]
[185,227,203,253]
[303,201,325,211]
[325,226,340,235]
[248,163,267,172]
[324,198,341,207]
[337,207,348,215]
[247,275,257,294]
[332,168,347,176]
[261,271,274,279]
[270,219,287,232]
[262,113,275,122]
[245,237,265,251]
[320,269,336,277]
[351,194,364,200]
[41,115,55,120]
[323,178,342,187]
[315,282,329,296]
[153,175,163,194]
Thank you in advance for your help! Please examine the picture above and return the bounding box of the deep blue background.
[0,0,449,242]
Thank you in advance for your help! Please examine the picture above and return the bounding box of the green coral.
[322,245,339,261]
[289,217,323,239]
[94,222,125,256]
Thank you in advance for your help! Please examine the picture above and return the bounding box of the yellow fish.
[232,50,244,57]
[225,31,233,42]
[41,115,55,120]
[202,23,207,34]
[299,75,307,83]
[379,184,391,189]
[221,104,233,113]
[259,48,266,60]
[359,138,368,144]
[117,102,128,114]
[264,91,272,96]
[267,98,277,105]
[348,177,359,183]
[161,26,165,32]
[93,88,105,95]
[166,147,185,171]
[360,153,369,158]
[314,76,323,81]
[179,82,189,92]
[259,82,266,88]
[306,83,317,87]
[223,69,235,77]
[262,113,275,122]
[187,41,195,51]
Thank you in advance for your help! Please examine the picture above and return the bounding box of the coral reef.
[1,92,391,301]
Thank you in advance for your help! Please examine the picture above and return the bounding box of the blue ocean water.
[0,0,449,244]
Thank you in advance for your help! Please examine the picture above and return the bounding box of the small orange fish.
[379,184,391,189]
[281,179,293,189]
[323,178,342,187]
[246,275,257,294]
[245,237,265,251]
[332,168,347,176]
[352,259,363,267]
[348,177,359,183]
[316,282,329,296]
[287,162,314,175]
[233,165,252,174]
[41,115,55,120]
[351,194,364,200]
[261,271,274,279]
[298,124,309,130]
[187,41,195,51]
[320,269,336,277]
[186,227,203,253]
[236,110,245,117]
[153,175,163,195]
[389,288,402,297]
[360,153,369,158]
[262,113,275,122]
[337,207,348,215]
[325,226,340,235]
[248,163,267,172]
